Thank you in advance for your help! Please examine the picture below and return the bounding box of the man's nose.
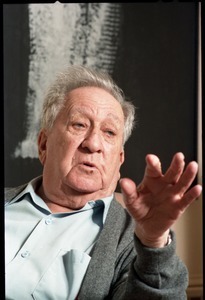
[81,129,103,153]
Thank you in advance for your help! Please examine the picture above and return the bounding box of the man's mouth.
[80,162,97,169]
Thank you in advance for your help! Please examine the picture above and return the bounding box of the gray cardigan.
[5,183,188,300]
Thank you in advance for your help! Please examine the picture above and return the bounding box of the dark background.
[4,2,199,190]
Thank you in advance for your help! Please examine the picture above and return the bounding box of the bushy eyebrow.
[106,113,122,122]
[104,113,123,129]
[68,108,123,128]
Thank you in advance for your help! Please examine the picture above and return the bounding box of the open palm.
[119,152,202,247]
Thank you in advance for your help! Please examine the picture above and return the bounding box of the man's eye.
[105,130,116,137]
[73,123,85,129]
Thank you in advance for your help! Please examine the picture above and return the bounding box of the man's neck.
[36,183,115,213]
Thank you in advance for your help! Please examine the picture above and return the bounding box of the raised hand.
[119,152,202,248]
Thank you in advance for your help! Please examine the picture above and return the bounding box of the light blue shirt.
[5,177,113,300]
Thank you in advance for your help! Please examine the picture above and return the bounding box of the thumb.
[119,178,138,205]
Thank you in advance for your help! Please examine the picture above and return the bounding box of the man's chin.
[65,179,103,195]
[72,185,102,195]
[65,170,103,193]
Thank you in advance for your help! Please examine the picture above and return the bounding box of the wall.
[173,197,203,298]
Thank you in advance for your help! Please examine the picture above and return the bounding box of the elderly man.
[5,65,202,299]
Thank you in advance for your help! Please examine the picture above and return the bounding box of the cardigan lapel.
[78,198,127,299]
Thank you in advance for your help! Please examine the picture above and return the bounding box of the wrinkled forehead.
[64,86,125,122]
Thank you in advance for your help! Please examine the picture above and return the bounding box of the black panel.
[113,2,198,188]
[4,4,43,186]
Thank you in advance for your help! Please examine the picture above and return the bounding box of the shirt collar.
[9,176,42,204]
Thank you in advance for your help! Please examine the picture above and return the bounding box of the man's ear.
[38,129,48,165]
[117,149,125,181]
[120,149,125,165]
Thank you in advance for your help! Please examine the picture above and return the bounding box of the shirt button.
[21,250,30,258]
[45,218,53,225]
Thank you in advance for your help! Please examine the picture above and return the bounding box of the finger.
[173,161,199,197]
[164,152,185,184]
[145,154,162,178]
[119,178,137,205]
[179,184,202,210]
[119,178,144,220]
